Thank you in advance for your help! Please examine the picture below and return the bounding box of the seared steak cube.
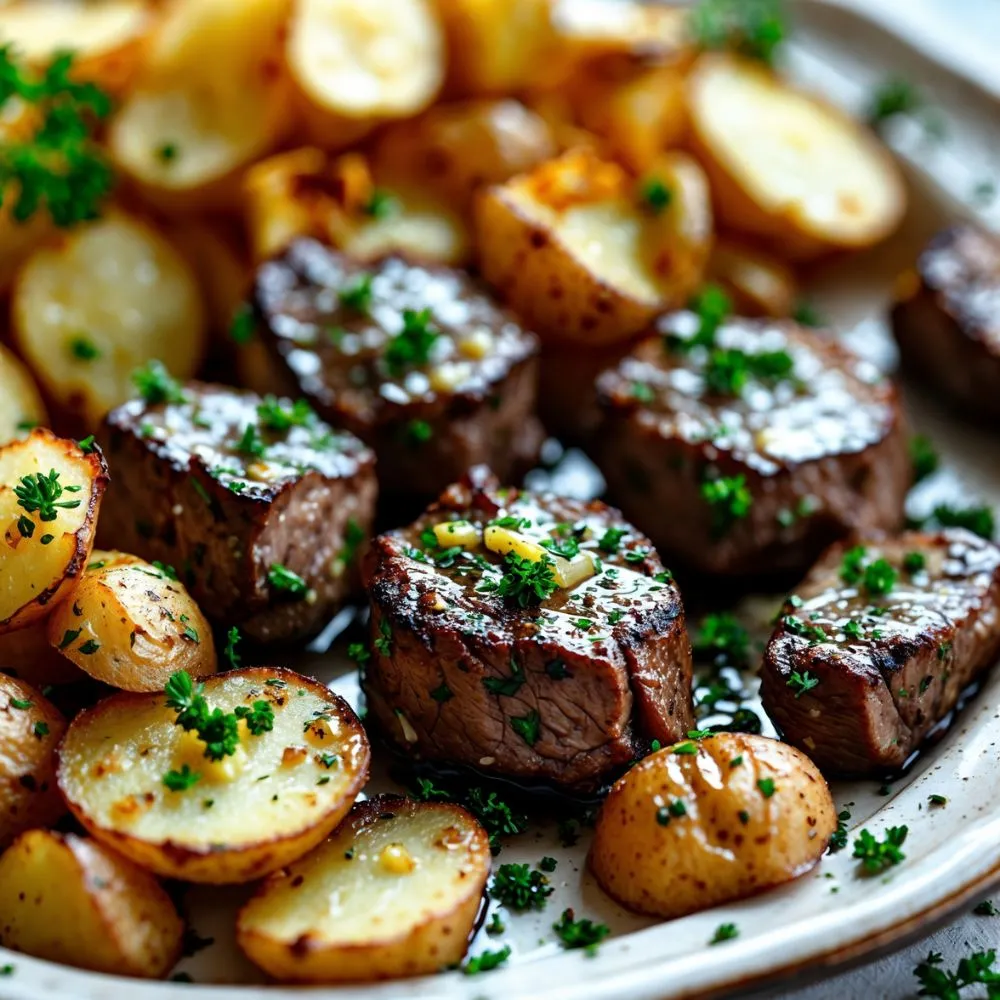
[251,239,544,499]
[99,381,376,643]
[760,530,1000,775]
[892,224,1000,422]
[361,466,695,791]
[593,313,909,578]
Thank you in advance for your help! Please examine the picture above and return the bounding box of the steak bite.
[760,530,1000,775]
[892,224,1000,422]
[251,239,544,499]
[98,379,376,643]
[592,312,909,578]
[361,467,695,791]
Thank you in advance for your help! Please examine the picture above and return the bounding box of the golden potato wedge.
[589,733,837,918]
[45,554,217,693]
[0,345,47,446]
[244,148,469,265]
[287,0,444,147]
[238,795,490,982]
[475,147,712,344]
[12,211,205,427]
[58,667,371,883]
[707,238,798,317]
[0,430,108,633]
[0,829,183,978]
[687,54,906,259]
[108,0,292,210]
[0,675,66,848]
[372,99,556,213]
[0,1,152,94]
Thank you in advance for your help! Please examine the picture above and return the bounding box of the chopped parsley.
[683,283,732,351]
[700,473,752,536]
[709,922,739,945]
[338,273,373,313]
[598,526,628,553]
[688,0,785,64]
[510,709,541,746]
[14,469,81,531]
[256,396,314,431]
[132,360,186,405]
[33,721,49,739]
[223,626,241,669]
[490,862,553,912]
[230,303,255,345]
[783,615,826,643]
[693,612,749,666]
[913,949,1000,998]
[703,346,794,396]
[828,808,851,853]
[910,434,939,483]
[863,558,897,597]
[786,670,819,698]
[68,335,101,361]
[363,188,399,220]
[638,176,672,215]
[267,563,308,598]
[479,553,557,607]
[792,301,825,327]
[867,77,923,130]
[405,419,433,446]
[757,777,776,798]
[852,825,907,874]
[919,504,995,541]
[384,308,440,376]
[974,900,999,917]
[164,670,240,763]
[903,551,926,574]
[8,697,32,711]
[163,765,200,792]
[234,700,275,735]
[483,658,525,696]
[553,909,610,955]
[462,946,511,975]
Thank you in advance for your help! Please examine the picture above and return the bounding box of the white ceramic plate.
[4,3,1000,998]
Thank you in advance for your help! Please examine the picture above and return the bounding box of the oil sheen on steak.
[361,466,695,790]
[892,224,1000,422]
[251,239,544,499]
[760,530,1000,775]
[593,313,909,577]
[99,382,376,643]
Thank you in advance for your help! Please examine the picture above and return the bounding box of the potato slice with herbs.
[0,429,108,633]
[0,344,48,447]
[238,796,491,982]
[57,667,370,884]
[589,733,836,918]
[45,551,217,693]
[0,829,183,978]
[686,53,905,259]
[0,674,66,848]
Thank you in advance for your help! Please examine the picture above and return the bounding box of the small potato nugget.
[476,147,711,344]
[45,551,217,692]
[238,796,491,982]
[687,54,905,259]
[0,829,183,978]
[58,667,370,883]
[589,733,836,918]
[0,344,47,447]
[12,212,205,427]
[0,675,66,848]
[0,430,108,633]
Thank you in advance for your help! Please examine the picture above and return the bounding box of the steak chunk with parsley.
[892,225,1000,422]
[251,239,544,500]
[760,529,1000,775]
[360,466,695,791]
[593,312,909,578]
[98,380,376,643]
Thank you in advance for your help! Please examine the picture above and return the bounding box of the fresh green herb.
[483,658,525,697]
[828,808,851,853]
[78,639,100,655]
[688,0,785,64]
[405,419,432,446]
[462,946,511,975]
[693,612,749,666]
[480,553,557,607]
[904,551,926,574]
[783,615,826,643]
[491,862,553,912]
[844,619,863,640]
[974,900,999,917]
[164,670,240,762]
[256,396,314,431]
[910,434,939,483]
[486,912,505,935]
[598,526,628,553]
[553,909,611,955]
[8,697,32,711]
[710,922,740,945]
[338,273,373,313]
[867,77,923,129]
[33,721,49,739]
[703,346,794,396]
[757,777,776,798]
[700,473,752,536]
[928,794,947,807]
[638,176,672,214]
[267,563,308,598]
[374,617,392,656]
[230,303,255,345]
[223,626,241,669]
[853,825,908,874]
[363,188,399,220]
[429,682,452,703]
[234,423,265,459]
[793,301,825,327]
[786,670,819,698]
[57,627,81,650]
[465,786,529,854]
[682,283,732,350]
[132,359,186,405]
[163,765,201,792]
[863,558,897,597]
[913,948,1000,998]
[14,469,81,526]
[672,741,698,756]
[539,856,558,873]
[68,335,101,361]
[347,642,370,666]
[840,545,867,585]
[384,308,440,376]
[234,700,275,736]
[921,504,995,541]
[510,709,541,746]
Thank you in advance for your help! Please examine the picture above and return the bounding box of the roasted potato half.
[12,211,205,428]
[687,54,906,259]
[589,733,837,918]
[0,829,183,978]
[108,0,291,210]
[475,147,712,344]
[707,238,798,317]
[0,345,48,447]
[0,675,66,848]
[0,1,152,94]
[238,796,491,982]
[45,552,217,692]
[287,0,445,146]
[58,667,371,883]
[0,430,108,633]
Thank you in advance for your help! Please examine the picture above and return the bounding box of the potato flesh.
[0,2,148,62]
[13,213,204,426]
[0,345,47,447]
[244,802,488,947]
[0,830,182,978]
[289,0,443,118]
[59,671,368,852]
[0,432,102,629]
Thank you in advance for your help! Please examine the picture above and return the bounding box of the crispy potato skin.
[45,553,218,692]
[0,674,66,848]
[57,666,371,884]
[237,795,491,982]
[589,733,837,918]
[0,829,183,978]
[0,430,109,634]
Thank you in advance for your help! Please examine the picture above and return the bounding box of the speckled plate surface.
[4,2,1000,998]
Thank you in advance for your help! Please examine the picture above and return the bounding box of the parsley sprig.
[701,473,753,536]
[688,0,786,65]
[852,825,908,874]
[914,949,1000,998]
[478,553,557,607]
[552,909,610,955]
[384,308,440,376]
[132,360,186,405]
[490,863,553,912]
[14,469,81,538]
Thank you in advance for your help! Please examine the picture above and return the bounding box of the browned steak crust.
[361,466,695,790]
[892,225,1000,422]
[251,239,544,499]
[99,382,376,643]
[593,313,909,577]
[760,530,1000,775]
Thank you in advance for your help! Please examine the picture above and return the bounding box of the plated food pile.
[0,0,997,990]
